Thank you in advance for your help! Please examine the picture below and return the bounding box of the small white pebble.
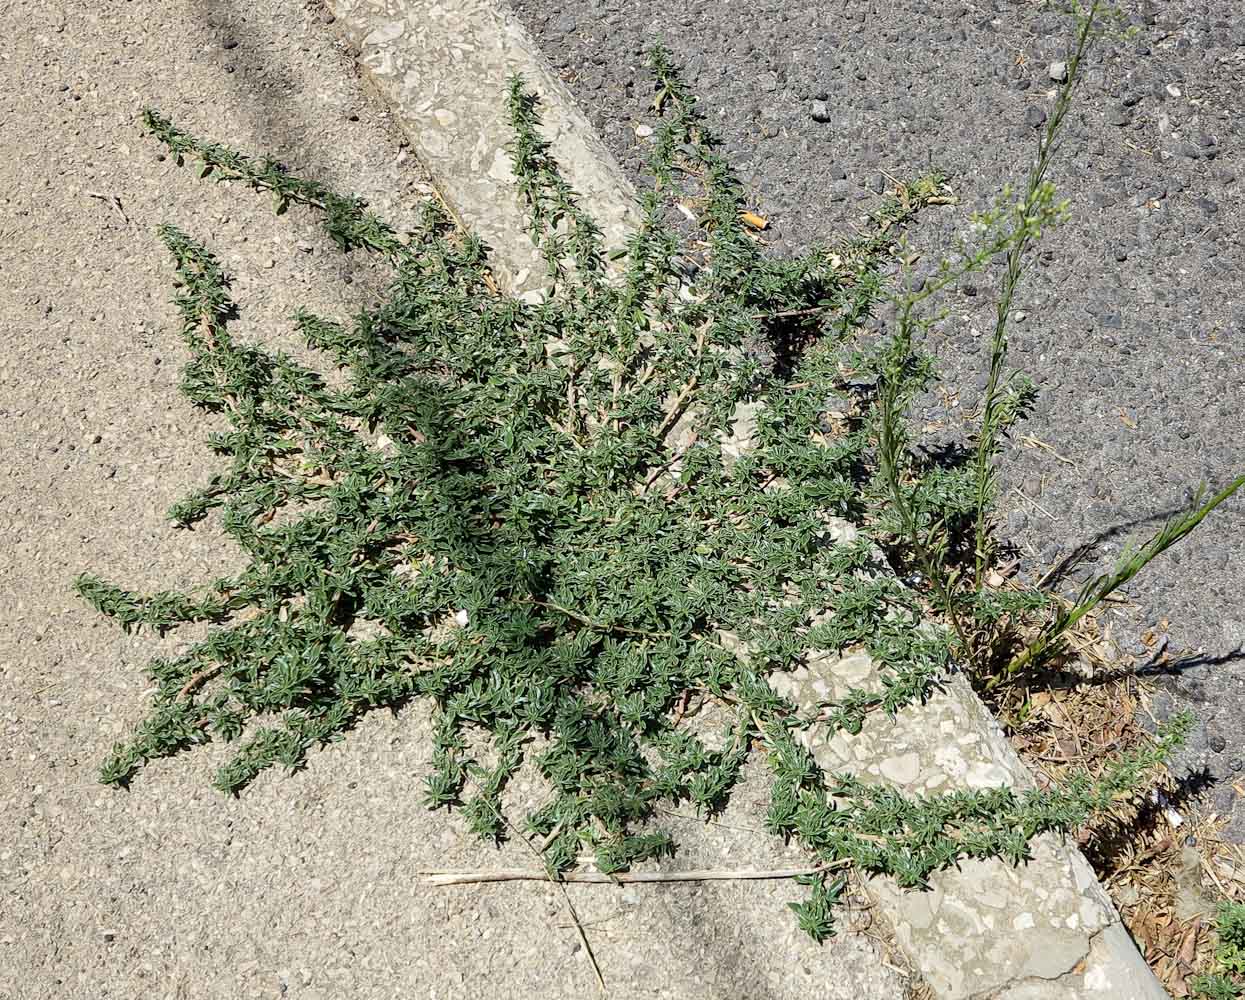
[454,610,469,627]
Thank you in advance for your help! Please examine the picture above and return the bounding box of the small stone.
[263,259,275,269]
[634,123,653,139]
[1166,83,1182,98]
[221,38,239,50]
[1023,476,1042,497]
[1025,106,1048,128]
[1114,247,1128,262]
[1049,61,1068,83]
[879,752,920,785]
[1209,731,1227,753]
[101,929,118,943]
[1108,108,1130,127]
[810,100,832,123]
[827,180,851,202]
[828,164,847,181]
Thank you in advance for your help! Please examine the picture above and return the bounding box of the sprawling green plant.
[1193,902,1245,999]
[80,37,1193,938]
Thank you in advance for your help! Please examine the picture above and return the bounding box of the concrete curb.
[326,0,639,297]
[321,2,1168,997]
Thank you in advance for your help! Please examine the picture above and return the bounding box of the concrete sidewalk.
[0,1,903,998]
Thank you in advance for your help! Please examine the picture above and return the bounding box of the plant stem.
[876,297,973,658]
[419,860,848,885]
[971,2,1101,588]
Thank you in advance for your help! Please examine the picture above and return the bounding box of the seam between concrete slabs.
[320,1,1168,996]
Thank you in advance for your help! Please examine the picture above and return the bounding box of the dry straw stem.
[419,860,847,886]
[457,771,608,992]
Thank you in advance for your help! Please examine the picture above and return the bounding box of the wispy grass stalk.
[996,474,1245,686]
[971,1,1102,589]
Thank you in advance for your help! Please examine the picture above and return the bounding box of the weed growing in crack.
[79,11,1210,939]
[870,0,1243,689]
